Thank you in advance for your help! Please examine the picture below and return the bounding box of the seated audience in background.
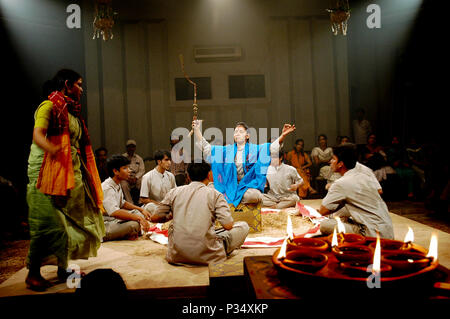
[286,139,317,198]
[140,150,177,215]
[169,136,188,186]
[319,144,394,239]
[121,139,145,204]
[95,147,109,182]
[352,107,372,154]
[387,136,416,199]
[152,161,249,265]
[360,133,386,164]
[339,135,350,145]
[262,150,303,208]
[311,134,335,192]
[406,137,427,192]
[102,155,151,241]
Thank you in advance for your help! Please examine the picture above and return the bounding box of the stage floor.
[1,200,449,299]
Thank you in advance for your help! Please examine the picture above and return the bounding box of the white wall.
[83,0,350,159]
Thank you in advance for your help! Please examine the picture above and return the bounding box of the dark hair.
[367,132,376,143]
[95,147,108,157]
[187,161,211,182]
[278,149,286,159]
[47,69,82,93]
[295,138,304,145]
[154,149,171,165]
[318,134,327,141]
[75,268,127,299]
[332,143,357,170]
[235,121,249,131]
[106,155,130,177]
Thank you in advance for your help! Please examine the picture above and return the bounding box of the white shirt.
[321,164,394,239]
[311,147,333,163]
[155,182,234,265]
[102,177,125,216]
[266,163,303,199]
[140,168,176,202]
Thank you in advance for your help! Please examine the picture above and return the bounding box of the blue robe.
[207,142,271,207]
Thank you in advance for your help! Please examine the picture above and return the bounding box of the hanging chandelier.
[92,0,117,41]
[326,0,351,36]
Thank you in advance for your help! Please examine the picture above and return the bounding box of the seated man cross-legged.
[318,144,394,239]
[102,155,151,241]
[151,161,250,266]
[262,150,304,209]
[139,149,177,215]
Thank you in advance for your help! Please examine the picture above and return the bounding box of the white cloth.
[311,147,333,162]
[321,164,394,239]
[140,168,176,202]
[101,177,125,216]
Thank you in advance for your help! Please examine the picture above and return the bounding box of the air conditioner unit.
[194,46,242,62]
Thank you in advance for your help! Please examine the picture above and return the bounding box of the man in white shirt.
[318,144,394,239]
[121,139,145,204]
[262,150,303,209]
[102,155,151,241]
[139,150,177,215]
[151,161,249,265]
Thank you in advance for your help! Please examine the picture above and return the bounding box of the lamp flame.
[287,215,294,241]
[331,226,338,247]
[426,233,438,262]
[277,238,288,260]
[404,227,414,243]
[335,216,345,234]
[372,232,381,274]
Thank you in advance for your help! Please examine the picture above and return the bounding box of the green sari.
[26,102,105,269]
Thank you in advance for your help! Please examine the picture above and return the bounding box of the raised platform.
[0,200,449,299]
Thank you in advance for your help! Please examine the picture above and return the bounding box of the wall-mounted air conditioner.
[194,46,242,62]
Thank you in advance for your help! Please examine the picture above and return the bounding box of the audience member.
[140,149,177,215]
[152,161,250,265]
[339,136,350,145]
[76,268,127,300]
[262,150,303,208]
[286,138,317,198]
[95,147,109,182]
[318,144,394,239]
[386,136,416,199]
[102,155,151,241]
[121,139,145,204]
[311,134,334,192]
[352,107,372,152]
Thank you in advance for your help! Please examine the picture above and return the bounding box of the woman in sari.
[286,139,317,198]
[26,69,105,291]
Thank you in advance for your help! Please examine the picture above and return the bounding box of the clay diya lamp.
[282,250,328,273]
[287,237,329,252]
[327,233,366,246]
[381,251,431,272]
[331,243,373,262]
[340,260,391,277]
[369,239,412,252]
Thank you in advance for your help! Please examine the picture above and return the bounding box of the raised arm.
[192,120,211,158]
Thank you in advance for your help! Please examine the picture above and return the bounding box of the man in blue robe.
[193,121,296,207]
